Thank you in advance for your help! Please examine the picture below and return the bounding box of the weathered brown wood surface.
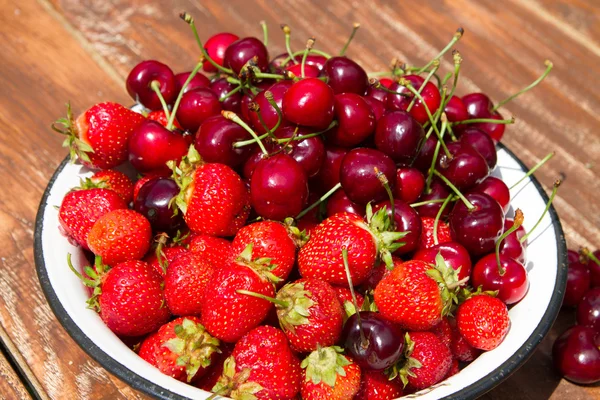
[0,0,598,399]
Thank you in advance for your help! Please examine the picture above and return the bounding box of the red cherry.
[126,60,176,110]
[498,218,525,264]
[372,200,422,254]
[469,176,510,213]
[415,178,451,218]
[326,93,375,147]
[564,261,591,307]
[387,75,441,125]
[311,146,348,194]
[589,250,600,288]
[282,78,335,129]
[248,81,292,134]
[567,249,580,264]
[321,56,368,95]
[275,126,326,178]
[250,153,308,220]
[339,148,396,205]
[458,127,497,169]
[444,96,468,122]
[461,93,506,142]
[413,135,438,173]
[175,88,221,132]
[203,32,239,73]
[326,189,365,218]
[194,115,252,167]
[472,253,529,304]
[437,142,490,191]
[413,242,472,282]
[362,97,386,121]
[128,120,188,174]
[285,63,321,78]
[365,84,388,103]
[375,111,425,164]
[174,71,210,94]
[134,177,183,232]
[210,78,242,113]
[223,37,269,75]
[553,326,600,384]
[473,112,506,142]
[577,288,600,333]
[394,167,426,204]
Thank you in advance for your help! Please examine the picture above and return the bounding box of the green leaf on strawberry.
[301,346,350,387]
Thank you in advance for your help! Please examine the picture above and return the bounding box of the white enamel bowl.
[34,144,567,400]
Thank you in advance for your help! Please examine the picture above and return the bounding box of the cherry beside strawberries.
[126,60,177,110]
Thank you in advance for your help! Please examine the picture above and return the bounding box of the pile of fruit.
[54,13,558,399]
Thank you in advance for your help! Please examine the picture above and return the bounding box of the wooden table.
[1,0,598,398]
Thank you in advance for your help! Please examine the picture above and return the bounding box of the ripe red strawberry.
[332,286,365,317]
[138,316,220,383]
[374,258,462,331]
[396,332,452,390]
[298,207,406,287]
[232,220,304,283]
[79,170,134,204]
[133,170,170,201]
[144,245,189,277]
[87,209,152,265]
[355,369,403,400]
[194,342,234,392]
[456,294,510,351]
[212,326,302,399]
[53,102,145,169]
[300,347,361,400]
[189,235,233,270]
[200,246,278,343]
[432,316,481,362]
[445,359,460,379]
[59,188,127,250]
[418,216,452,250]
[164,252,216,316]
[431,317,453,349]
[147,110,182,129]
[68,257,170,336]
[170,146,249,236]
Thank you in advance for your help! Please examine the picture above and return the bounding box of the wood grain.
[0,0,597,398]
[0,345,31,400]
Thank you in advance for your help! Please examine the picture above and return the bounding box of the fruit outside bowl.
[34,144,567,400]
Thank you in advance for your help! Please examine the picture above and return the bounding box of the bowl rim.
[33,143,568,400]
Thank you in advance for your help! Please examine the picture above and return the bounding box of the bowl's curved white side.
[39,148,559,400]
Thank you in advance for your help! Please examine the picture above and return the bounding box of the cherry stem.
[260,20,268,46]
[341,247,367,348]
[222,110,269,155]
[368,79,411,98]
[375,167,395,228]
[296,182,342,220]
[432,169,475,210]
[167,61,203,130]
[301,37,316,78]
[280,49,331,67]
[233,132,270,148]
[254,72,287,80]
[236,289,288,307]
[426,113,449,192]
[281,24,297,64]
[264,91,283,134]
[219,84,243,102]
[410,198,449,208]
[520,179,561,243]
[509,151,555,190]
[451,116,516,126]
[339,23,360,56]
[150,80,171,121]
[446,50,463,102]
[492,60,553,112]
[433,195,453,245]
[581,248,600,266]
[496,209,524,275]
[180,12,233,75]
[276,120,337,144]
[407,59,440,112]
[415,27,464,75]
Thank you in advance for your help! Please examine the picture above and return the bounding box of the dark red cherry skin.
[174,71,210,94]
[126,60,177,110]
[322,56,369,95]
[472,253,529,304]
[194,115,251,168]
[175,88,221,132]
[242,147,269,180]
[498,219,525,264]
[250,153,308,220]
[449,193,505,256]
[577,288,600,333]
[375,111,425,164]
[210,78,242,113]
[128,120,189,174]
[413,135,438,173]
[340,311,404,370]
[362,97,386,121]
[444,96,469,123]
[134,177,182,232]
[223,37,269,75]
[461,93,506,142]
[415,178,452,218]
[326,189,365,218]
[386,75,441,125]
[458,127,497,169]
[285,63,321,78]
[437,142,490,191]
[553,325,600,384]
[275,126,326,178]
[282,78,335,129]
[413,242,472,282]
[248,80,293,134]
[366,85,388,103]
[311,146,348,194]
[372,200,422,254]
[327,93,376,147]
[203,32,239,73]
[567,249,581,265]
[473,111,506,143]
[340,148,396,205]
[564,261,591,307]
[469,176,510,213]
[589,251,600,288]
[394,167,426,204]
[303,54,328,71]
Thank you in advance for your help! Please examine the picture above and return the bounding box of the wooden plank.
[0,0,148,399]
[0,343,32,400]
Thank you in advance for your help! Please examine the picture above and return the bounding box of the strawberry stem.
[339,23,360,56]
[66,253,96,287]
[150,80,171,121]
[167,61,203,130]
[415,27,464,75]
[260,20,268,46]
[296,182,342,220]
[495,209,524,275]
[180,12,233,74]
[236,289,289,307]
[520,179,561,243]
[341,248,368,348]
[492,60,553,112]
[509,151,555,190]
[432,170,475,210]
[222,110,269,155]
[433,195,453,245]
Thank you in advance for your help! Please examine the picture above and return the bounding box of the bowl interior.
[34,146,567,400]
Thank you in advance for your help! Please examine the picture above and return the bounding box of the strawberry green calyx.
[301,346,351,387]
[364,203,408,270]
[77,176,106,190]
[211,357,263,400]
[393,333,422,387]
[52,102,95,164]
[162,318,221,382]
[456,285,499,305]
[236,244,282,285]
[276,282,315,333]
[426,252,468,316]
[284,217,310,247]
[168,145,204,215]
[66,253,109,312]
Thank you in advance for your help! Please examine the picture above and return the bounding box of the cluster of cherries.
[553,248,600,384]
